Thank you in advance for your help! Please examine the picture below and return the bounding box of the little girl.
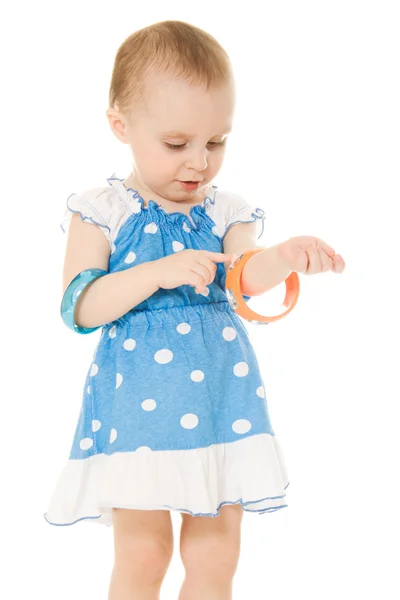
[44,20,345,600]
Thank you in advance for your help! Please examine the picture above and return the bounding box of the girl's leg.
[108,508,174,600]
[178,504,243,600]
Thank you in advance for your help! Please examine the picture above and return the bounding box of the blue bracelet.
[61,268,108,334]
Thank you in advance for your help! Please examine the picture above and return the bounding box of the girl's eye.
[165,143,186,150]
[164,139,227,151]
[208,140,227,148]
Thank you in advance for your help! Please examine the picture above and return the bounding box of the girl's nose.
[185,150,208,172]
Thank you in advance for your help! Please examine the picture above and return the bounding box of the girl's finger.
[317,247,333,272]
[190,264,212,286]
[316,238,336,259]
[306,246,322,274]
[203,251,236,264]
[332,254,346,274]
[188,272,208,294]
[197,256,217,285]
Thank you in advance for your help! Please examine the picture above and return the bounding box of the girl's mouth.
[178,181,201,191]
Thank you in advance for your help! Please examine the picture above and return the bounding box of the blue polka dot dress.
[44,175,289,527]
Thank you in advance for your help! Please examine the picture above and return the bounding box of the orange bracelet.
[225,247,300,324]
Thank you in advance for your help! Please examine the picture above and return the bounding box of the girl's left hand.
[278,236,346,275]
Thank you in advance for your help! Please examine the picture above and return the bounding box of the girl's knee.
[115,536,173,583]
[180,505,243,582]
[112,509,173,583]
[181,535,241,582]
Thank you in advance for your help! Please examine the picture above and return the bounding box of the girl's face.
[111,72,235,204]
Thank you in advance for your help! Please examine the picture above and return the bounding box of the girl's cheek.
[209,152,225,174]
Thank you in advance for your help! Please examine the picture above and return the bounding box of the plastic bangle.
[225,248,300,324]
[61,268,108,334]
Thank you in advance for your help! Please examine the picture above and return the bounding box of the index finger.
[203,251,237,264]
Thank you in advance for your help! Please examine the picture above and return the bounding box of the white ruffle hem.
[44,433,289,526]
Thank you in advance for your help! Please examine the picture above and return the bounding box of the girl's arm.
[223,222,343,293]
[63,214,160,329]
[223,221,292,296]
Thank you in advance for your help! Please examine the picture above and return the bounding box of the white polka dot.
[223,327,237,341]
[191,370,205,382]
[123,338,136,351]
[136,446,152,454]
[110,428,117,444]
[212,226,219,236]
[142,399,157,411]
[87,385,91,394]
[183,222,191,233]
[173,241,185,252]
[132,202,141,214]
[177,323,191,335]
[257,386,265,398]
[181,414,199,429]
[233,362,249,377]
[109,325,117,338]
[124,251,136,264]
[90,363,98,377]
[232,419,252,434]
[92,420,101,432]
[144,222,158,234]
[116,373,123,389]
[80,438,93,450]
[154,349,173,364]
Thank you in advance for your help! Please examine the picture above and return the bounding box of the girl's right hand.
[278,236,345,275]
[153,250,236,295]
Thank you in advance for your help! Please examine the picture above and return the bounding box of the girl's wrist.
[274,242,295,272]
[241,245,292,296]
[129,260,161,294]
[147,260,162,292]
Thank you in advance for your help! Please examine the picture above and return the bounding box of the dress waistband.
[103,301,234,331]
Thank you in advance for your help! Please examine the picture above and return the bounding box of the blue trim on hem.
[256,505,288,514]
[43,484,290,526]
[61,194,112,235]
[43,512,102,526]
[222,208,266,241]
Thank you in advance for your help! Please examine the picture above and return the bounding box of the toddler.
[44,20,345,600]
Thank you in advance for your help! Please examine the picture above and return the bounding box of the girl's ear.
[106,107,130,144]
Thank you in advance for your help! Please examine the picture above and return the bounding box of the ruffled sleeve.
[61,181,139,254]
[209,189,265,240]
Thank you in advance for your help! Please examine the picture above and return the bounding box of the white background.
[1,1,399,598]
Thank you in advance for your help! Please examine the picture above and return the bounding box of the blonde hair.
[108,20,233,115]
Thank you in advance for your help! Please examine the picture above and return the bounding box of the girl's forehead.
[142,76,235,133]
